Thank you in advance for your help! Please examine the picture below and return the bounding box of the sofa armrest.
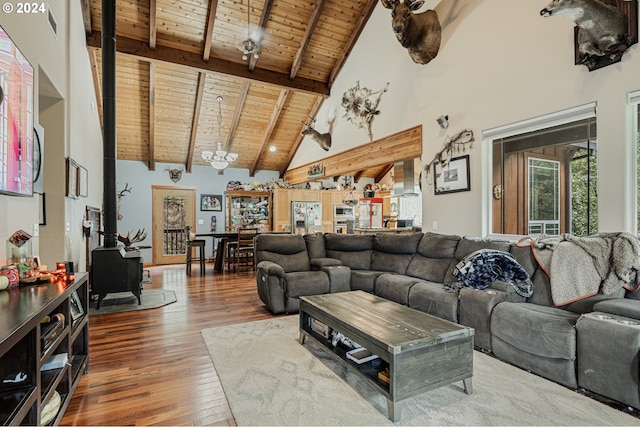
[593,299,640,321]
[310,257,343,270]
[459,285,525,351]
[256,260,285,278]
[490,280,528,302]
[256,261,287,314]
[321,265,351,293]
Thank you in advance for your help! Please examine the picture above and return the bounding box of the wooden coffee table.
[299,291,474,421]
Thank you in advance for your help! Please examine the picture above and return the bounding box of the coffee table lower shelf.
[299,294,474,422]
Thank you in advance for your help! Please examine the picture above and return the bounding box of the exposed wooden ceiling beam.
[86,32,329,96]
[290,0,327,79]
[375,164,394,183]
[149,0,157,49]
[88,49,103,129]
[202,0,219,61]
[224,82,250,154]
[148,62,156,171]
[327,0,377,89]
[280,95,325,177]
[353,170,365,182]
[250,89,289,177]
[248,0,275,71]
[284,126,422,184]
[186,72,207,173]
[80,0,91,34]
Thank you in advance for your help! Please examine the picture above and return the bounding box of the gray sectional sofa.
[254,231,640,410]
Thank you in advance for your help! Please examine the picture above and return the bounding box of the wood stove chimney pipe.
[102,0,117,248]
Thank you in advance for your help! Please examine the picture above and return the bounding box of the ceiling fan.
[238,0,261,61]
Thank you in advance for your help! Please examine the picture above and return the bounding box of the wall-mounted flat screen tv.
[0,24,34,196]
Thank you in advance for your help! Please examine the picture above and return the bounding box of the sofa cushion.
[593,299,640,320]
[350,270,384,293]
[255,234,310,272]
[324,233,373,270]
[405,256,452,283]
[454,236,512,259]
[371,252,415,275]
[509,243,538,277]
[625,286,640,300]
[444,236,512,283]
[370,233,422,275]
[304,232,326,259]
[373,233,423,254]
[324,233,374,251]
[491,303,579,360]
[527,269,554,307]
[283,271,330,297]
[416,232,461,258]
[375,273,424,306]
[326,250,372,270]
[564,290,625,314]
[408,281,460,322]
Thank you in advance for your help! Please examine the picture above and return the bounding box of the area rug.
[202,316,640,426]
[88,290,176,315]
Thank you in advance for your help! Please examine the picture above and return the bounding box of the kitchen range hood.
[393,159,421,197]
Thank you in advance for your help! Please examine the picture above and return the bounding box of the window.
[485,104,597,236]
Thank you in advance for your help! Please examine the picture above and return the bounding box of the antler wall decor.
[423,129,474,181]
[341,81,389,141]
[117,183,132,220]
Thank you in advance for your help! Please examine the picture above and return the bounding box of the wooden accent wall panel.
[284,126,422,184]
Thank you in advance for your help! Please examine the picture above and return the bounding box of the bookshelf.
[0,273,89,425]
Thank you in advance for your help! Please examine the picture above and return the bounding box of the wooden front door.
[152,185,197,265]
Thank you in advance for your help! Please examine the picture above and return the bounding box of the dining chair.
[184,226,206,275]
[235,227,258,272]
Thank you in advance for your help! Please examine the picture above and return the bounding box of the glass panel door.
[528,158,560,235]
[152,186,196,265]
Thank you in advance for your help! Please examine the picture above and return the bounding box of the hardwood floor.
[61,263,282,426]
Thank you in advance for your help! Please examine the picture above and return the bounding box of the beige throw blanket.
[523,232,640,306]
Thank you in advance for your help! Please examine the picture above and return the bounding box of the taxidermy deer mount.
[300,111,336,151]
[540,0,634,70]
[117,183,132,221]
[117,228,147,248]
[381,0,441,65]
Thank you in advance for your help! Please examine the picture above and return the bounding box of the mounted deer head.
[381,0,441,64]
[300,115,334,152]
[540,0,630,68]
[167,167,184,183]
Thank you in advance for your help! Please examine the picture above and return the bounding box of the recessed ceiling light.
[269,145,277,152]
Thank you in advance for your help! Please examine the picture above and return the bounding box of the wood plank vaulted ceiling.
[83,0,382,178]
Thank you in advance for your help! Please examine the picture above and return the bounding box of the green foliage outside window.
[571,148,598,236]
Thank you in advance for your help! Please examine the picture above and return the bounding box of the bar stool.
[226,239,238,272]
[185,227,206,275]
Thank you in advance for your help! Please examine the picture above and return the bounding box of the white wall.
[0,0,103,270]
[293,0,640,236]
[116,160,279,261]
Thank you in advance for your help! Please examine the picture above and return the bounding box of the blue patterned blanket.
[445,249,533,297]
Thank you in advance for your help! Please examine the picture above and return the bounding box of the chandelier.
[240,0,259,61]
[202,96,238,170]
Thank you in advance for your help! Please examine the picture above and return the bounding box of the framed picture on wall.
[433,155,470,195]
[66,158,79,198]
[78,166,88,197]
[201,194,222,211]
[37,193,46,225]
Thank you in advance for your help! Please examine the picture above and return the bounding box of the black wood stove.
[90,0,144,309]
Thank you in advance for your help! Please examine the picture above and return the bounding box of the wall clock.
[33,127,42,183]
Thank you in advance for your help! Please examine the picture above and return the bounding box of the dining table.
[196,231,290,274]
